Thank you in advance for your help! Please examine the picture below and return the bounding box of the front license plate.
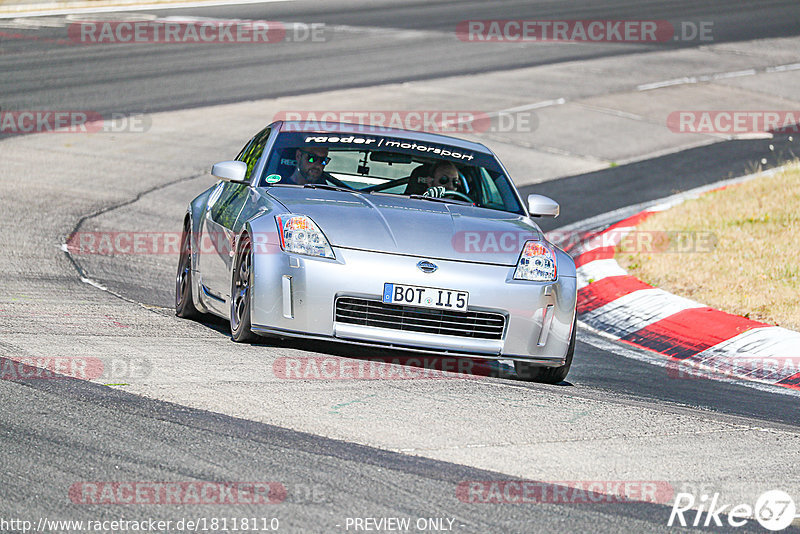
[382,283,469,311]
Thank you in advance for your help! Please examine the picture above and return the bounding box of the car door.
[200,127,271,309]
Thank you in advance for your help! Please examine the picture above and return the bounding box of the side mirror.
[527,194,559,218]
[211,160,248,183]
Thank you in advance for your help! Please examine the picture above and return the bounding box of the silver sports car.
[176,121,577,383]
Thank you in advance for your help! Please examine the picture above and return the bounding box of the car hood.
[265,187,543,265]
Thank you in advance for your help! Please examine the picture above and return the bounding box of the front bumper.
[250,245,576,364]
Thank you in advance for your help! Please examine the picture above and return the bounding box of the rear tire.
[176,220,200,319]
[230,233,258,343]
[515,316,576,384]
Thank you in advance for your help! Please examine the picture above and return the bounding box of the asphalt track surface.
[1,0,800,114]
[4,370,707,533]
[2,1,800,532]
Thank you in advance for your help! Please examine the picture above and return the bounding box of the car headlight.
[514,240,557,281]
[275,215,335,259]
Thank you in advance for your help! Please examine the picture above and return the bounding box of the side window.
[479,168,504,208]
[236,127,271,181]
[235,138,254,161]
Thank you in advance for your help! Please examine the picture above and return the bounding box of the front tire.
[176,220,200,319]
[515,315,576,384]
[230,233,257,343]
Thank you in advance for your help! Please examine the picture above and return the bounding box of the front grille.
[335,297,506,340]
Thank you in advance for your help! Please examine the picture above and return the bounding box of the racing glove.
[423,186,446,198]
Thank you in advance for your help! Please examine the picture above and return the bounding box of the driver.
[422,161,462,197]
[432,161,461,189]
[286,146,330,185]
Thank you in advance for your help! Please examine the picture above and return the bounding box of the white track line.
[492,97,567,115]
[439,98,566,130]
[766,62,800,73]
[637,64,797,91]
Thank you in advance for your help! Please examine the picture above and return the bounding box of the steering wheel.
[442,190,473,203]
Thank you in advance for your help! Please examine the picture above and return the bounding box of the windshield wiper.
[303,183,354,193]
[408,194,471,205]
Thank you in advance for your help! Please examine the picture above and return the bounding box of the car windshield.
[257,130,525,214]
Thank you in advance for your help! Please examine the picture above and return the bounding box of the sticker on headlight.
[383,283,469,311]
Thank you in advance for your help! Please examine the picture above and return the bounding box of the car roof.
[272,121,493,155]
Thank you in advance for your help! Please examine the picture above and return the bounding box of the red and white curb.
[548,168,800,391]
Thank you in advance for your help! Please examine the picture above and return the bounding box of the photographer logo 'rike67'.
[669,490,796,531]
